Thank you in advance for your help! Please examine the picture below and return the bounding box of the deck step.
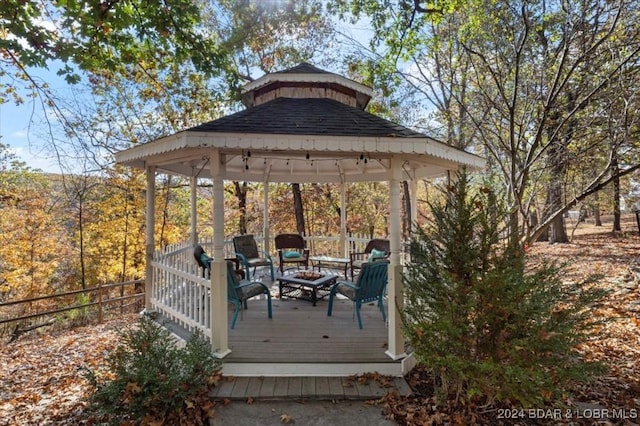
[209,375,412,401]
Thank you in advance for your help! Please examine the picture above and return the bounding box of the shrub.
[85,314,221,424]
[402,170,606,408]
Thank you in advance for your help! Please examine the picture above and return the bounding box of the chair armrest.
[234,252,249,268]
[334,280,359,290]
[350,252,368,262]
[259,250,273,261]
[224,257,241,269]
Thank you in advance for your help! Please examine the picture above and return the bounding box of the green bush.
[65,293,93,326]
[85,314,221,424]
[402,170,607,408]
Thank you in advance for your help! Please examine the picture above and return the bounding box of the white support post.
[386,158,406,360]
[190,176,198,246]
[263,182,270,254]
[144,166,156,311]
[210,150,230,357]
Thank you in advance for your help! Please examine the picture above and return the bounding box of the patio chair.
[233,234,275,281]
[349,238,390,279]
[193,244,212,277]
[274,233,310,274]
[226,261,272,329]
[194,245,244,279]
[327,260,389,329]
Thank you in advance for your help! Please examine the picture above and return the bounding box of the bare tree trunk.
[594,191,602,226]
[547,184,568,243]
[159,176,172,247]
[78,194,86,289]
[121,188,130,283]
[612,155,621,232]
[292,183,306,235]
[402,181,411,239]
[233,181,248,234]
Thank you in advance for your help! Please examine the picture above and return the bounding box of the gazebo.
[115,63,484,376]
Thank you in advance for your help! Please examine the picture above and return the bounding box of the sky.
[0,69,68,173]
[0,14,375,175]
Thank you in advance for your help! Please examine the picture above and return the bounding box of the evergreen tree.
[402,169,607,407]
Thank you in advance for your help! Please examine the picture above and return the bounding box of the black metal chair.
[232,234,275,281]
[194,244,244,279]
[349,239,390,279]
[274,233,310,274]
[193,244,212,277]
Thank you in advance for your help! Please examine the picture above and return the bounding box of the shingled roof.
[277,62,331,74]
[189,97,424,138]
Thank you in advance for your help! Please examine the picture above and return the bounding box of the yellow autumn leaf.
[280,413,292,423]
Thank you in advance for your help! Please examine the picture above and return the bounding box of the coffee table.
[309,255,350,279]
[277,271,338,306]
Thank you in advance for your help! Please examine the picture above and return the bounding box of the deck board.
[225,296,392,364]
[209,374,412,401]
[274,377,289,397]
[230,377,250,399]
[245,377,262,398]
[258,376,276,398]
[301,377,316,397]
[315,376,331,398]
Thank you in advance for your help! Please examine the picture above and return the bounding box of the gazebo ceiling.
[115,63,485,183]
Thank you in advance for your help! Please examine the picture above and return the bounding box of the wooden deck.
[226,295,391,364]
[161,290,411,377]
[159,269,414,377]
[208,292,414,400]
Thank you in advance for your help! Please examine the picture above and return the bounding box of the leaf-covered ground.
[1,215,639,425]
[0,315,138,425]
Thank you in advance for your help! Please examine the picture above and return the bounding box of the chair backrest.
[364,239,390,255]
[355,260,389,303]
[233,235,259,259]
[194,245,208,269]
[275,233,305,250]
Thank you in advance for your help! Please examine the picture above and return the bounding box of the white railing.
[149,233,387,334]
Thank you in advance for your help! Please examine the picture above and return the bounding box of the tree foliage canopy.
[331,0,640,244]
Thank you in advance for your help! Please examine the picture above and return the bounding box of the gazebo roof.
[189,97,424,137]
[115,63,484,183]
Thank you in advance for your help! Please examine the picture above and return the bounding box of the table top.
[309,255,350,263]
[277,271,338,287]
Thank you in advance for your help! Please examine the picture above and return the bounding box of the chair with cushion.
[194,245,244,279]
[193,244,212,277]
[349,238,390,279]
[226,261,272,329]
[274,233,310,274]
[327,260,389,329]
[233,234,275,281]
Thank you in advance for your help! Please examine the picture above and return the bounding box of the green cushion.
[283,250,302,259]
[238,283,267,300]
[335,283,356,300]
[368,248,386,262]
[200,253,212,267]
